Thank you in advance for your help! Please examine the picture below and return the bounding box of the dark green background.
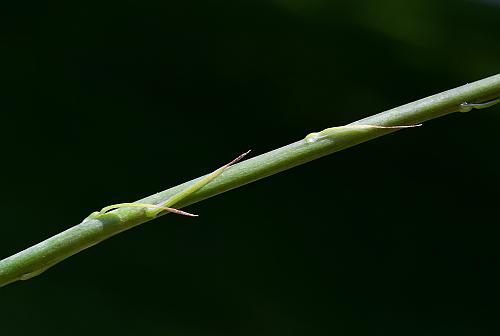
[1,0,499,334]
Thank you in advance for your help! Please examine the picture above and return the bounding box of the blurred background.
[1,0,499,334]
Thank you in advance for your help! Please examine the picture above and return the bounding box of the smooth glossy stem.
[1,74,499,288]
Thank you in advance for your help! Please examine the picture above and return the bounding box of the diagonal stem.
[0,74,499,288]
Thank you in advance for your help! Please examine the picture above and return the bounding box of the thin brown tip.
[225,150,251,167]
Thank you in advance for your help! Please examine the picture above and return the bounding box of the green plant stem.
[1,74,499,288]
